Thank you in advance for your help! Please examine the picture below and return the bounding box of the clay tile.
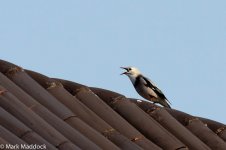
[1,59,225,150]
[0,125,27,145]
[60,79,161,150]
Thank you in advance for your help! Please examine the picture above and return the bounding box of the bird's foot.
[136,99,142,103]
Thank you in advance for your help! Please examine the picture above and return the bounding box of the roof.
[0,59,226,150]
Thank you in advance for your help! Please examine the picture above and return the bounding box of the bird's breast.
[134,84,158,101]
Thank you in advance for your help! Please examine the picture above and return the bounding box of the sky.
[0,1,226,124]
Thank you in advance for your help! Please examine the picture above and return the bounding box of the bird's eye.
[128,68,131,71]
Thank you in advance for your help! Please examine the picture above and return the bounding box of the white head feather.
[121,67,141,84]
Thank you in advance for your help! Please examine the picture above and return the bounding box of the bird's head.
[120,67,141,77]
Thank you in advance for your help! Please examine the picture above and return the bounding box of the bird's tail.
[159,99,171,108]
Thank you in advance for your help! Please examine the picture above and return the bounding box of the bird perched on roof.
[121,67,171,108]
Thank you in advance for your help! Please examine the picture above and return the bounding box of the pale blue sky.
[1,1,226,123]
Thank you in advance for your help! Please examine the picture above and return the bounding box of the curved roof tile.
[0,59,226,150]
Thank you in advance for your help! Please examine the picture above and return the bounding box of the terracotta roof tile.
[133,100,226,149]
[0,61,100,150]
[0,107,57,150]
[58,79,160,150]
[131,100,226,149]
[27,70,144,150]
[1,59,226,150]
[0,136,11,145]
[0,85,82,150]
[0,125,27,145]
[90,88,188,149]
[166,108,226,142]
[198,118,226,142]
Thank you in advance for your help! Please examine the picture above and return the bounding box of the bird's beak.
[120,67,128,75]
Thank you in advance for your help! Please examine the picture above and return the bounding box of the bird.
[121,67,171,108]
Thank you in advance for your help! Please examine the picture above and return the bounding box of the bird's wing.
[141,76,170,103]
